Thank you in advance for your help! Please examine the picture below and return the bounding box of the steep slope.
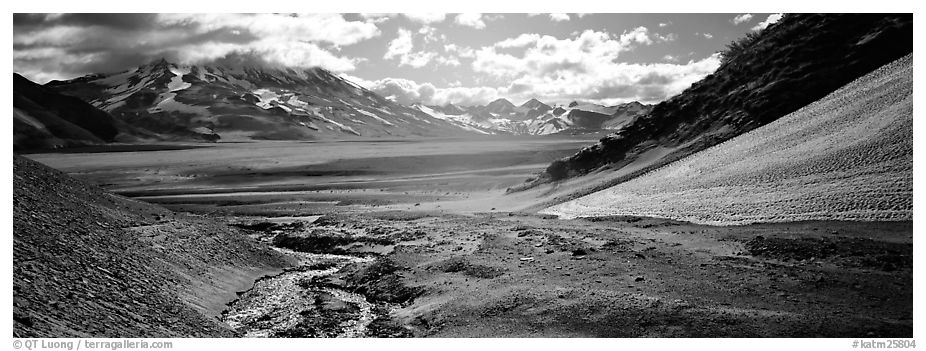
[535,14,912,184]
[45,59,473,141]
[542,54,912,225]
[13,74,124,149]
[13,155,290,336]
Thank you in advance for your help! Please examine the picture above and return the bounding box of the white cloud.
[658,22,671,27]
[158,13,380,47]
[549,13,571,22]
[454,13,486,29]
[384,28,458,68]
[655,33,677,42]
[732,14,754,25]
[360,13,395,24]
[662,55,678,62]
[752,13,784,31]
[384,28,436,68]
[466,30,721,105]
[502,54,722,105]
[384,28,413,60]
[474,30,653,79]
[495,33,542,48]
[619,26,653,46]
[403,13,446,24]
[444,44,475,58]
[343,75,501,106]
[697,32,714,39]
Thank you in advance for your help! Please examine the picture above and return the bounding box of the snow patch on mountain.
[167,66,192,92]
[355,109,395,126]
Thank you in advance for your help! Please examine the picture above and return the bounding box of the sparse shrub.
[719,30,765,66]
[546,159,569,181]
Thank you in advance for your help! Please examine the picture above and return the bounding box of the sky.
[13,13,782,106]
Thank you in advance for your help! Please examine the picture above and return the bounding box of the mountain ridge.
[43,59,479,142]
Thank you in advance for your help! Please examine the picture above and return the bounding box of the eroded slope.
[542,54,912,225]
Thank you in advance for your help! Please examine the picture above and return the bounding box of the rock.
[634,276,645,282]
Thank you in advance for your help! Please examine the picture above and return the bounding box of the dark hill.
[535,14,912,184]
[13,73,121,149]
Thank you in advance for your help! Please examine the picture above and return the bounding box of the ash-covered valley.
[13,13,913,338]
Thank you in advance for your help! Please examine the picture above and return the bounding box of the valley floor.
[21,137,913,337]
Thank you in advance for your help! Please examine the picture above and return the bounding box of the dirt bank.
[13,155,292,337]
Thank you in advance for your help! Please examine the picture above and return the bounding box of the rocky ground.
[218,212,912,337]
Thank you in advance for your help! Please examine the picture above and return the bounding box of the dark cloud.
[14,14,266,81]
[12,13,50,26]
[54,13,161,30]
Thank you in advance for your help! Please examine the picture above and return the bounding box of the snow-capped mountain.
[45,59,478,141]
[414,99,652,136]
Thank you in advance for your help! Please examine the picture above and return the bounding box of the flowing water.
[221,247,377,337]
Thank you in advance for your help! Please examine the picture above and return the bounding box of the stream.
[221,246,378,337]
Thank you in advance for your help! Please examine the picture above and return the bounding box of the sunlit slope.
[542,54,911,225]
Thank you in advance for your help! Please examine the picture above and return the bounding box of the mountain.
[13,154,290,336]
[44,59,476,141]
[535,13,912,184]
[519,98,551,112]
[13,73,125,149]
[543,54,912,225]
[484,98,518,114]
[415,99,651,136]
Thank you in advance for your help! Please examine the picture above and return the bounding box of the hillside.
[13,155,291,336]
[14,74,125,149]
[44,59,474,141]
[542,54,912,225]
[531,14,912,186]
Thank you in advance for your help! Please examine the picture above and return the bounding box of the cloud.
[454,13,486,29]
[696,32,714,39]
[359,13,396,24]
[731,14,754,25]
[658,22,671,27]
[384,27,458,69]
[619,26,653,46]
[444,43,475,58]
[158,13,380,47]
[455,29,720,105]
[655,33,677,42]
[343,75,501,106]
[473,29,653,79]
[549,13,570,22]
[384,28,436,68]
[14,13,381,82]
[403,13,446,24]
[752,13,784,31]
[502,54,722,105]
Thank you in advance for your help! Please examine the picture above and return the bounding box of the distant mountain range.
[413,98,652,136]
[39,59,489,143]
[14,58,652,149]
